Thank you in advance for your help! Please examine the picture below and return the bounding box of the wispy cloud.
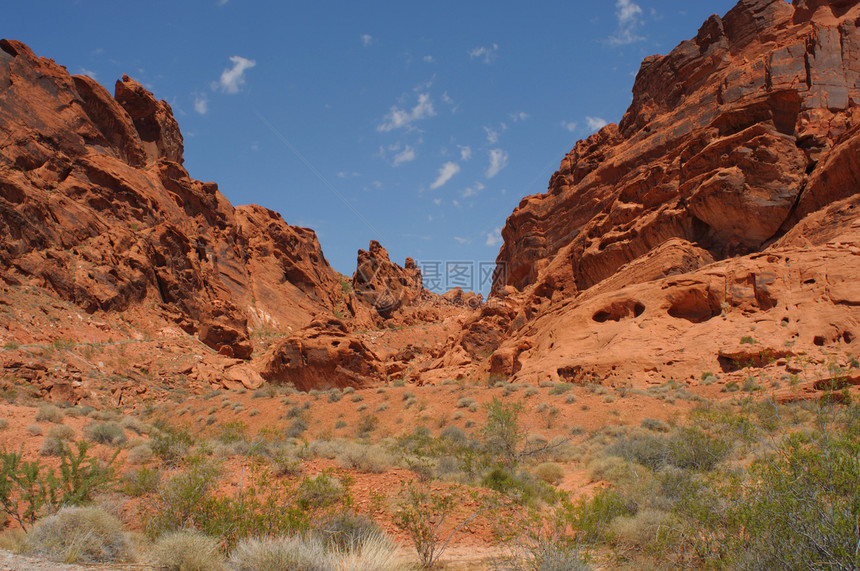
[484,126,500,145]
[561,120,578,132]
[485,227,503,247]
[361,34,374,47]
[392,145,416,166]
[486,149,508,179]
[79,68,97,80]
[459,146,472,161]
[216,56,256,93]
[430,161,460,189]
[462,182,485,198]
[454,236,472,245]
[609,0,645,46]
[423,55,435,63]
[510,111,529,122]
[193,94,208,115]
[469,43,499,63]
[586,116,608,131]
[377,93,436,132]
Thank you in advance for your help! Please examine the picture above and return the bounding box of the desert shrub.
[533,462,565,485]
[354,413,379,438]
[228,535,333,571]
[0,419,7,431]
[122,466,161,497]
[549,383,575,396]
[336,442,393,473]
[566,488,635,543]
[152,530,225,571]
[640,418,669,432]
[457,397,475,409]
[286,418,309,439]
[350,393,364,403]
[26,424,43,436]
[35,405,64,423]
[128,444,153,465]
[38,438,64,457]
[529,541,592,571]
[609,507,679,550]
[327,390,343,403]
[608,428,729,472]
[144,460,221,538]
[482,397,525,468]
[270,447,303,477]
[314,512,381,551]
[24,506,133,564]
[481,467,555,506]
[335,531,404,570]
[45,424,76,440]
[83,422,127,446]
[121,416,149,435]
[296,473,349,512]
[393,483,457,568]
[0,441,115,529]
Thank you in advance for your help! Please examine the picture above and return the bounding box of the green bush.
[24,506,133,564]
[0,441,115,529]
[150,425,194,467]
[566,488,635,543]
[152,530,225,571]
[122,466,161,497]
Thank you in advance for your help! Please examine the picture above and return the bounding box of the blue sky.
[7,0,738,294]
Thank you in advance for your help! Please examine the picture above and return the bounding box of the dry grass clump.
[335,442,394,473]
[151,530,225,571]
[24,506,134,564]
[532,462,566,485]
[83,421,127,446]
[128,443,154,465]
[35,405,64,423]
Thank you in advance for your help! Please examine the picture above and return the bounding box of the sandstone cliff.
[0,39,345,359]
[472,0,860,388]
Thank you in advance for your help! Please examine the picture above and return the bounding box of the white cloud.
[586,116,608,131]
[217,56,256,93]
[337,171,361,178]
[485,227,503,247]
[217,0,229,5]
[484,126,500,144]
[462,182,485,198]
[433,198,442,205]
[561,120,578,132]
[486,149,508,179]
[469,43,499,63]
[79,68,97,80]
[454,236,471,245]
[430,161,460,189]
[377,93,436,132]
[459,146,472,161]
[423,55,435,63]
[392,145,416,166]
[609,0,645,46]
[361,34,374,47]
[510,111,529,122]
[193,94,208,115]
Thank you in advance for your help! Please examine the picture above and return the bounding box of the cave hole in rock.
[592,300,646,323]
[843,331,855,344]
[667,288,721,323]
[813,335,826,346]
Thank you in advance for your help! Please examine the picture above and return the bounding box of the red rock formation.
[482,0,860,386]
[256,318,386,390]
[0,39,344,359]
[493,0,860,299]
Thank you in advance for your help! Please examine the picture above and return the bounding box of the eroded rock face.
[472,0,860,388]
[256,318,386,390]
[0,39,343,358]
[493,0,860,299]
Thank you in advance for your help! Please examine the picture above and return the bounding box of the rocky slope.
[462,0,860,390]
[0,39,350,359]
